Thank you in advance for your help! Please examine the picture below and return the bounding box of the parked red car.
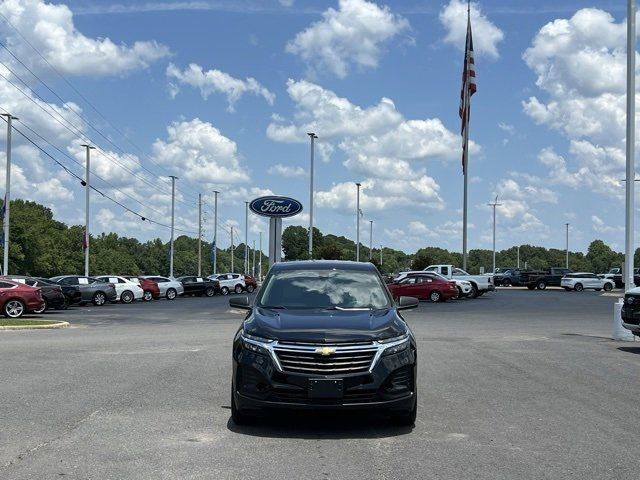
[125,276,161,301]
[387,272,458,303]
[243,275,257,293]
[0,278,45,318]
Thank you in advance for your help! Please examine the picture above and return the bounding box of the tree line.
[1,199,632,277]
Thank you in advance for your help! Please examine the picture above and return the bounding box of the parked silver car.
[49,275,118,306]
[141,276,184,300]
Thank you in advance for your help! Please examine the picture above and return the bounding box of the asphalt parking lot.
[1,289,639,479]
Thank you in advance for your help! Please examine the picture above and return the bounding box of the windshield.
[257,268,391,310]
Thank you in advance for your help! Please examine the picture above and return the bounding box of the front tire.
[234,284,243,294]
[537,281,547,290]
[143,291,153,301]
[604,283,613,292]
[391,395,417,427]
[4,299,25,318]
[429,291,441,303]
[246,285,255,293]
[120,290,134,304]
[469,283,479,298]
[231,390,252,425]
[166,288,177,300]
[221,287,230,296]
[205,287,215,297]
[574,283,584,292]
[92,292,106,306]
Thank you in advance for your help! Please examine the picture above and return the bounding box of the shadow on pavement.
[618,346,640,355]
[226,409,414,439]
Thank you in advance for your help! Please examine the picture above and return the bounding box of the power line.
[0,12,199,203]
[0,115,198,235]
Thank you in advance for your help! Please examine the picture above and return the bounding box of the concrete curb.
[0,321,70,331]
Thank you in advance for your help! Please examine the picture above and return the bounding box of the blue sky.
[0,0,635,254]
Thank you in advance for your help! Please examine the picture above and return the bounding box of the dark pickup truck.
[612,268,640,289]
[520,268,572,290]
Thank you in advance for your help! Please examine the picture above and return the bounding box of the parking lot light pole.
[259,231,262,281]
[168,176,178,278]
[308,132,317,259]
[252,240,256,276]
[198,193,202,277]
[245,202,249,274]
[81,144,95,277]
[565,223,570,269]
[517,245,520,269]
[213,190,219,275]
[230,226,234,273]
[625,0,636,290]
[380,245,383,267]
[488,196,501,273]
[356,183,361,261]
[1,113,17,276]
[369,220,373,261]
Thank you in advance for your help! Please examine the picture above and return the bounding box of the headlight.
[379,334,410,356]
[241,332,274,355]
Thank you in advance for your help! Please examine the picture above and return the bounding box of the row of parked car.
[494,267,615,292]
[0,272,258,318]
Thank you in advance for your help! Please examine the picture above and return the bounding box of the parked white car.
[141,276,185,300]
[396,271,472,298]
[423,264,495,298]
[95,275,144,303]
[560,273,614,292]
[207,273,245,295]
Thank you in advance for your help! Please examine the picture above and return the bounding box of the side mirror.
[397,296,419,310]
[229,295,252,311]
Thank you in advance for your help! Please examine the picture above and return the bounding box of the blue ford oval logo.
[250,196,303,218]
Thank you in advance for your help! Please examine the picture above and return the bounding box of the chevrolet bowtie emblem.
[317,346,336,356]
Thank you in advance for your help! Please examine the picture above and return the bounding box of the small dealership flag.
[459,4,476,174]
[82,229,89,251]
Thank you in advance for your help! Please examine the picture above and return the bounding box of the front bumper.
[621,304,640,334]
[233,342,416,413]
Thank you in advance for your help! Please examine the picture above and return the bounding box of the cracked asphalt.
[1,288,639,479]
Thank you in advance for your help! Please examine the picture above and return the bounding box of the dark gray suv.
[50,276,118,306]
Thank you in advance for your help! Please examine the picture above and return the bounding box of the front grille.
[273,345,377,376]
[272,387,379,404]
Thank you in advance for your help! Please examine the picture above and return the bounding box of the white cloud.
[166,63,275,112]
[267,79,475,181]
[152,118,250,185]
[498,122,515,135]
[522,8,638,200]
[286,0,410,78]
[268,164,306,178]
[440,0,504,59]
[0,0,169,77]
[316,176,443,213]
[592,215,624,234]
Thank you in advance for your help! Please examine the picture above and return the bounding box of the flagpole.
[462,0,471,271]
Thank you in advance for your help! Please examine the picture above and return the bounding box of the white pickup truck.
[423,265,495,298]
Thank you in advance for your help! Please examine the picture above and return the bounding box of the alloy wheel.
[5,299,25,318]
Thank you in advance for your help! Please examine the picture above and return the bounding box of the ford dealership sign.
[250,196,303,218]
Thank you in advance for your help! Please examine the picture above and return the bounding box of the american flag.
[459,10,476,174]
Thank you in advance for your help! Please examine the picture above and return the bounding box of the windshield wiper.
[324,306,371,311]
[259,305,287,310]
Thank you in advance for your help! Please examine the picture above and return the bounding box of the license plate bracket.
[308,379,344,399]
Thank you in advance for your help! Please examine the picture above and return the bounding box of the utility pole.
[380,245,383,267]
[197,193,202,276]
[244,201,249,274]
[517,245,520,269]
[625,0,636,290]
[488,195,501,273]
[230,226,234,273]
[213,191,219,275]
[259,231,263,281]
[1,113,17,276]
[565,223,570,269]
[369,220,373,261]
[308,132,317,259]
[356,182,361,261]
[168,175,178,277]
[252,240,256,277]
[81,144,95,277]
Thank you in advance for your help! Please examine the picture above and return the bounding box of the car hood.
[243,307,406,343]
